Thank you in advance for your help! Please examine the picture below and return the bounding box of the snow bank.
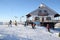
[0,25,60,40]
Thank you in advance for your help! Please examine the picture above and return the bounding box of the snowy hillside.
[0,25,60,40]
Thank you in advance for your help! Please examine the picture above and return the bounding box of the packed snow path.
[0,25,60,40]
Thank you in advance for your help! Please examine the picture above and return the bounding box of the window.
[35,17,40,20]
[46,17,51,20]
[38,10,42,16]
[44,10,49,16]
[44,10,47,13]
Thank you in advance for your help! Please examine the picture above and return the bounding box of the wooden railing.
[40,20,60,23]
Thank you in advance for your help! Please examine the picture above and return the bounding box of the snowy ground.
[0,25,60,40]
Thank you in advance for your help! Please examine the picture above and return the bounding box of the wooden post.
[42,17,44,26]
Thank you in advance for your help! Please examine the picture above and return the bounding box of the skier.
[15,20,17,26]
[47,24,50,32]
[31,22,36,29]
[8,20,12,27]
[24,21,26,26]
[24,21,27,27]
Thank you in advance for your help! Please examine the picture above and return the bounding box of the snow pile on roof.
[40,3,45,7]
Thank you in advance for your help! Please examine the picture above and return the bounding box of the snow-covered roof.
[28,3,58,16]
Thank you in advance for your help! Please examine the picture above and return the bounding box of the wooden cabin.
[26,3,60,29]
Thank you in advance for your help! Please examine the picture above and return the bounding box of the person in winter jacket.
[15,20,17,26]
[47,24,50,32]
[8,20,12,27]
[31,22,36,29]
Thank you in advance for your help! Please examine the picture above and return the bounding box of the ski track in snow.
[0,25,60,40]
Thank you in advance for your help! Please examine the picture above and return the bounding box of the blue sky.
[0,0,60,22]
